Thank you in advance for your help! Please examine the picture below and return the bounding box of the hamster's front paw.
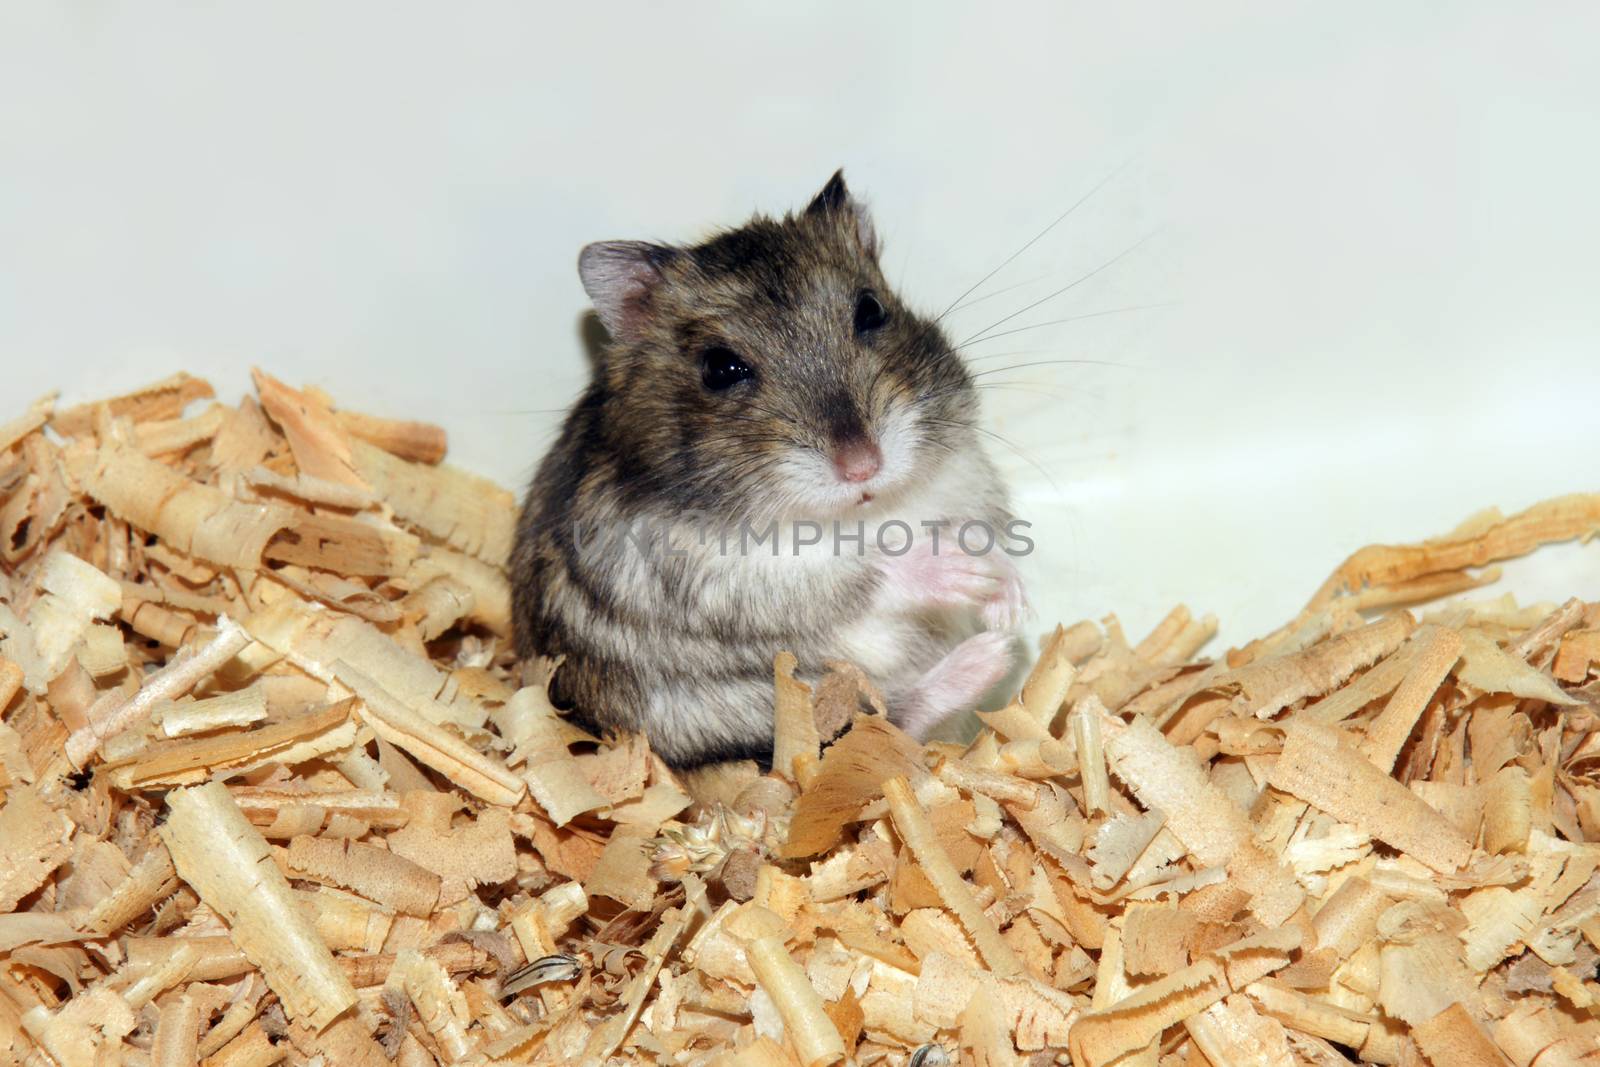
[979,554,1030,631]
[894,630,1016,740]
[876,536,1027,631]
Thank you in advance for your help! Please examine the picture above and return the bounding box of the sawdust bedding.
[1,371,1599,1067]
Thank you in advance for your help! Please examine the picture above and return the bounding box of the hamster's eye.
[700,345,755,391]
[853,289,889,335]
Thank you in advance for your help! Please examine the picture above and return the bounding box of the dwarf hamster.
[511,171,1026,767]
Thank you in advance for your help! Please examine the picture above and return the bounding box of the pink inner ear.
[853,210,880,258]
[578,241,671,342]
[607,276,656,341]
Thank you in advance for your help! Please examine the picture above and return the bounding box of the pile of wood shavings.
[1,373,1599,1067]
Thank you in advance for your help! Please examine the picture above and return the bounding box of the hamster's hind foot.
[893,630,1016,740]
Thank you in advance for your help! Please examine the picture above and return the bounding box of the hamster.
[511,171,1027,767]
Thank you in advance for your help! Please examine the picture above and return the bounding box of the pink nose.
[832,439,882,483]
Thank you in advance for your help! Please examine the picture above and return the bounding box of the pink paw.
[879,538,997,608]
[895,631,1017,740]
[877,535,1026,630]
[980,554,1030,631]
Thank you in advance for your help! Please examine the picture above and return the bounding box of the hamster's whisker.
[961,348,1061,363]
[970,426,1058,491]
[481,407,575,416]
[963,345,1136,364]
[714,415,790,438]
[940,275,1051,319]
[969,358,1136,379]
[917,382,1076,411]
[920,415,1060,492]
[933,159,1132,325]
[970,382,1078,400]
[866,358,892,405]
[957,229,1160,348]
[723,403,802,429]
[955,302,1177,350]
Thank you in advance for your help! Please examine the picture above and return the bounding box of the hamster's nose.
[831,439,883,483]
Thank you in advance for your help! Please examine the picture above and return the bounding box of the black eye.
[853,289,888,334]
[700,345,755,391]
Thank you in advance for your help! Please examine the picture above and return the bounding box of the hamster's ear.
[805,169,879,257]
[578,241,677,342]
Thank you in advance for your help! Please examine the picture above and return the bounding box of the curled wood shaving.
[884,775,1021,978]
[154,685,268,737]
[251,369,369,491]
[342,663,523,806]
[1308,493,1600,610]
[391,948,478,1063]
[771,650,819,785]
[0,786,73,911]
[135,404,228,457]
[347,438,514,566]
[782,714,924,859]
[1069,695,1110,814]
[66,617,254,767]
[1221,613,1414,720]
[67,439,297,571]
[333,408,448,466]
[1103,714,1304,924]
[1270,721,1473,873]
[1410,1001,1509,1067]
[49,372,213,437]
[1457,627,1581,706]
[1359,624,1462,771]
[114,700,354,788]
[160,781,357,1030]
[1184,994,1294,1067]
[1069,929,1300,1065]
[0,393,55,454]
[746,933,847,1067]
[151,992,200,1067]
[285,833,441,916]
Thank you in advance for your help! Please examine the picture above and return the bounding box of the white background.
[3,1,1596,646]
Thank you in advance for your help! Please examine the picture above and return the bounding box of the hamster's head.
[578,171,979,521]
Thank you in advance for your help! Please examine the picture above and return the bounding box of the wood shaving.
[2,375,1597,1065]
